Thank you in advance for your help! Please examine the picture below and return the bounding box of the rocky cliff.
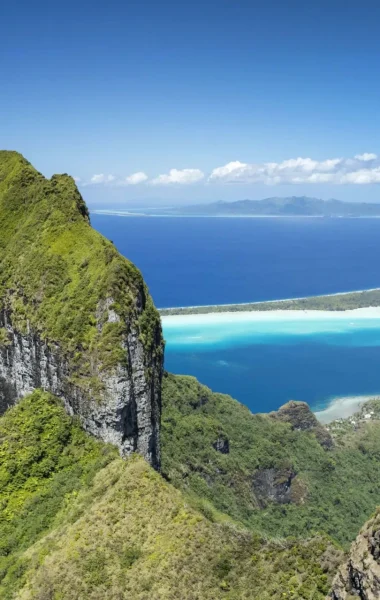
[270,400,334,449]
[0,151,163,468]
[329,509,380,599]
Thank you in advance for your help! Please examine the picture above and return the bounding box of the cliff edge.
[329,509,380,599]
[0,151,163,468]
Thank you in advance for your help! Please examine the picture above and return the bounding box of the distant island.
[93,195,380,218]
[166,196,380,217]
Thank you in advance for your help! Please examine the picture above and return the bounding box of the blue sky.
[2,0,380,205]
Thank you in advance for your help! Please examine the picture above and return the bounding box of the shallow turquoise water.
[162,314,380,416]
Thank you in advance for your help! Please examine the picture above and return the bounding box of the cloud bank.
[209,154,380,185]
[79,153,380,187]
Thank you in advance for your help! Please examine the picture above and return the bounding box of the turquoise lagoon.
[162,310,380,421]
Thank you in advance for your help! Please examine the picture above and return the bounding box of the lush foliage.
[0,151,163,383]
[0,393,341,600]
[0,391,117,595]
[161,373,380,547]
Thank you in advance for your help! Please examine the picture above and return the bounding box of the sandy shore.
[161,306,380,326]
[314,395,377,424]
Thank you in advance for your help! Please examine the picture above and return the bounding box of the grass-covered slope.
[0,393,342,600]
[0,391,117,594]
[0,150,162,379]
[161,373,380,547]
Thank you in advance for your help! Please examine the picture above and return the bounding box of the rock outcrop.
[329,509,380,599]
[270,400,334,449]
[0,151,163,468]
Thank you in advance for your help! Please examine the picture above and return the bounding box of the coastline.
[161,306,380,325]
[159,288,380,316]
[314,395,377,424]
[92,210,380,219]
[162,305,380,424]
[159,288,380,311]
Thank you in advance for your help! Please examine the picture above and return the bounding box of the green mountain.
[1,152,379,598]
[0,151,163,466]
[166,196,380,216]
[0,393,342,600]
[161,374,380,548]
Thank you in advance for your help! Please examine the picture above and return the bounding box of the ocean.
[92,214,380,416]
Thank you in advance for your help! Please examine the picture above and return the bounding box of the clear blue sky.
[2,0,380,205]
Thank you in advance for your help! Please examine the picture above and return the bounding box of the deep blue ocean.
[92,214,380,417]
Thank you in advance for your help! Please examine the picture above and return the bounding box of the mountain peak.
[0,152,163,466]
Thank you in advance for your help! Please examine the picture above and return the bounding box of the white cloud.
[210,161,249,180]
[355,153,378,161]
[90,173,115,184]
[151,168,204,185]
[125,171,148,185]
[209,154,380,185]
[73,176,81,182]
[340,168,380,184]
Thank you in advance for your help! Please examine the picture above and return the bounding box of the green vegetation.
[0,392,342,600]
[0,151,162,389]
[159,288,380,314]
[161,373,380,547]
[0,390,117,596]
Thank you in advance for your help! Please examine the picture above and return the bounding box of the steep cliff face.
[329,510,380,600]
[0,151,163,467]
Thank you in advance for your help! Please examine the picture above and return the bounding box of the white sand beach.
[161,306,380,326]
[314,395,376,423]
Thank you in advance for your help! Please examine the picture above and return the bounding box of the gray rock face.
[212,436,230,454]
[270,400,334,449]
[329,510,380,599]
[252,467,297,507]
[0,301,163,470]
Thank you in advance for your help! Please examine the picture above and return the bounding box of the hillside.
[0,151,163,465]
[1,151,379,599]
[161,373,380,547]
[0,393,342,600]
[167,196,380,217]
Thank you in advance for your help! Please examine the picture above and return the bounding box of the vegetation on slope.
[0,391,117,594]
[159,288,380,315]
[0,151,162,385]
[161,373,380,547]
[0,393,342,600]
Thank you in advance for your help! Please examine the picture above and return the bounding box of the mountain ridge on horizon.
[91,195,380,215]
[167,195,380,216]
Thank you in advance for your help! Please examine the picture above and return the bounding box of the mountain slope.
[161,373,380,547]
[0,151,163,465]
[0,393,342,600]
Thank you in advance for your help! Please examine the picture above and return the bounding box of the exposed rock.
[0,151,163,468]
[213,435,229,454]
[0,299,163,469]
[252,466,305,507]
[271,400,334,449]
[329,510,380,599]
